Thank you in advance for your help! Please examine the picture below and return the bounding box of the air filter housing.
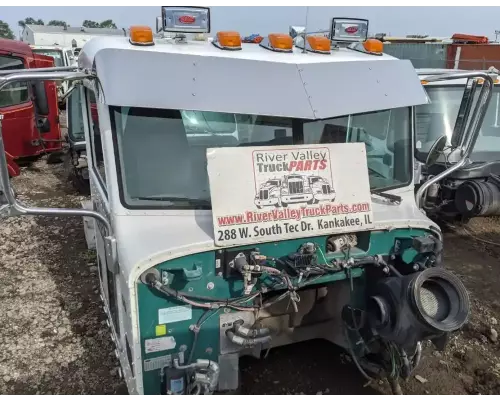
[366,267,470,349]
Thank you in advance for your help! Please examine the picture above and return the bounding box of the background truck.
[254,178,282,208]
[308,175,336,203]
[30,45,77,103]
[0,38,64,177]
[415,68,500,221]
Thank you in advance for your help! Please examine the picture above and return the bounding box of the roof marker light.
[212,31,242,51]
[363,38,384,54]
[260,33,293,53]
[347,38,384,56]
[295,35,331,54]
[129,26,154,46]
[477,78,499,84]
[307,36,331,53]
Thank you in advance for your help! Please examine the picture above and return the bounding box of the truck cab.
[308,175,336,202]
[0,8,490,395]
[280,174,314,206]
[0,38,63,177]
[30,45,76,100]
[415,68,500,220]
[254,178,282,208]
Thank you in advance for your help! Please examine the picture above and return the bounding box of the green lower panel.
[137,228,431,394]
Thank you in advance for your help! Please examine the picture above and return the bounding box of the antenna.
[303,6,309,54]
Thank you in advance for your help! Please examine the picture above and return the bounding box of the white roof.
[26,24,127,36]
[78,36,429,119]
[30,44,68,51]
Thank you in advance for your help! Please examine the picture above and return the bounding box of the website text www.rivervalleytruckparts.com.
[216,202,371,226]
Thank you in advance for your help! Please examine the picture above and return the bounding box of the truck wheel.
[46,151,64,164]
[281,201,288,207]
[307,199,314,205]
[256,205,262,209]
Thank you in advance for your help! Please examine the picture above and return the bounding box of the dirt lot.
[1,159,500,395]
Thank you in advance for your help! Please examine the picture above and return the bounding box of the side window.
[0,55,29,107]
[86,89,107,192]
[67,86,85,142]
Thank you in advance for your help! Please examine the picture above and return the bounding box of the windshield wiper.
[370,189,402,204]
[134,196,211,207]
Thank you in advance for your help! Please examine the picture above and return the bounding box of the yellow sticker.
[155,324,167,336]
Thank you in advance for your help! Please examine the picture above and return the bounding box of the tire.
[307,199,314,205]
[282,201,288,207]
[46,151,64,165]
[256,205,262,209]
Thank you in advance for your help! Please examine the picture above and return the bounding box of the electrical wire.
[187,308,221,364]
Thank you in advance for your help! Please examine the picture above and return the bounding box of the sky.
[2,6,500,40]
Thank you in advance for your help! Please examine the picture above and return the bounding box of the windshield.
[416,85,500,162]
[111,106,411,209]
[32,49,64,67]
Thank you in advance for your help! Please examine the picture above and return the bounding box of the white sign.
[144,336,176,354]
[207,143,374,247]
[158,305,192,324]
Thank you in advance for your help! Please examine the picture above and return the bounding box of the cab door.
[31,53,63,153]
[81,86,123,347]
[0,52,39,161]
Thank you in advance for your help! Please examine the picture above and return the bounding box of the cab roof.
[0,38,32,56]
[78,35,429,119]
[30,45,66,51]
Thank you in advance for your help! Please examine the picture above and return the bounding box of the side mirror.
[415,135,447,166]
[450,77,477,148]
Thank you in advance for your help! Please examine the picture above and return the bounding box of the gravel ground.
[2,157,500,395]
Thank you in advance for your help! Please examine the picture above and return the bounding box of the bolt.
[217,272,223,277]
[390,254,395,260]
[224,308,231,314]
[179,344,187,352]
[413,264,420,271]
[207,282,215,290]
[188,287,193,292]
[382,266,390,274]
[206,347,213,354]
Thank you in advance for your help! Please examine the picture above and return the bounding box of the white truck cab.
[415,68,500,220]
[30,44,77,99]
[0,7,491,395]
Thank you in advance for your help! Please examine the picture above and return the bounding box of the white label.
[158,305,192,324]
[143,352,184,372]
[145,336,176,354]
[207,143,374,247]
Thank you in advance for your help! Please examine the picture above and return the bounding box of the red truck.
[0,38,63,177]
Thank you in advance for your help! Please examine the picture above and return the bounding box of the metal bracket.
[105,236,118,273]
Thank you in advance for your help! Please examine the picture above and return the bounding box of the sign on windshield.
[207,143,374,246]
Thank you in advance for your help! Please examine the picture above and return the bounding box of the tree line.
[0,17,118,40]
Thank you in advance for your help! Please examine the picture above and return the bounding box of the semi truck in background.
[0,38,63,177]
